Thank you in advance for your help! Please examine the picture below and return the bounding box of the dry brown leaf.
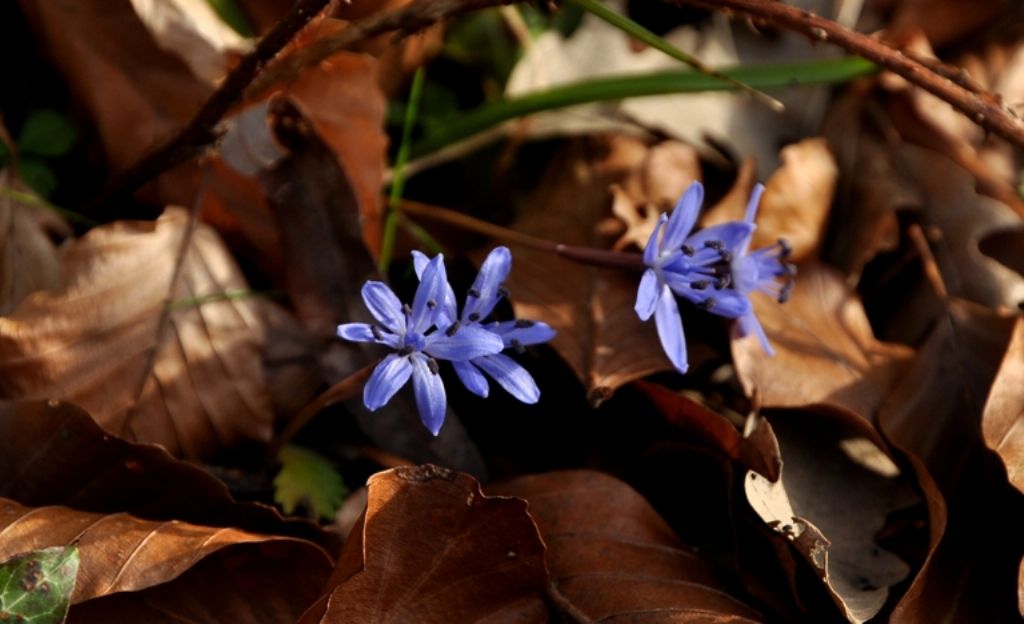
[983,317,1024,495]
[744,415,917,623]
[19,0,210,205]
[888,0,1008,50]
[732,262,913,430]
[0,497,330,622]
[0,399,329,546]
[494,470,763,623]
[499,135,676,403]
[0,208,273,458]
[300,465,548,623]
[0,177,69,314]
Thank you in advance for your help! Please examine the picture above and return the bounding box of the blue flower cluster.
[636,181,795,373]
[338,247,555,436]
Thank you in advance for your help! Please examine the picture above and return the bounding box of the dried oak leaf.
[299,465,548,623]
[0,399,328,547]
[744,415,917,623]
[983,317,1024,495]
[732,261,913,431]
[499,135,675,403]
[0,498,330,624]
[0,207,274,459]
[878,298,1020,623]
[493,469,763,623]
[0,177,69,314]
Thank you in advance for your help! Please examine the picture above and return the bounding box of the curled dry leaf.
[493,469,763,623]
[18,0,210,204]
[0,498,330,624]
[982,317,1024,495]
[702,139,837,262]
[0,399,329,547]
[0,177,69,314]
[731,262,913,431]
[0,208,274,459]
[299,465,548,623]
[498,135,676,403]
[129,0,252,84]
[744,415,917,623]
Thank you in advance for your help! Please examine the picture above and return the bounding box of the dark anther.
[778,281,794,304]
[681,245,695,256]
[498,287,510,299]
[515,319,535,328]
[697,297,717,310]
[691,280,709,290]
[704,240,724,250]
[716,273,732,290]
[510,339,525,354]
[719,250,733,263]
[445,321,461,337]
[370,325,384,340]
[426,299,437,309]
[398,345,414,356]
[402,303,412,316]
[467,288,481,298]
[785,263,798,277]
[426,357,440,375]
[468,312,481,322]
[778,238,792,258]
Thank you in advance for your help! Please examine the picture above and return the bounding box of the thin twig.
[82,0,332,216]
[672,0,1024,148]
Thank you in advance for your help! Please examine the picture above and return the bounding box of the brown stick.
[673,0,1024,148]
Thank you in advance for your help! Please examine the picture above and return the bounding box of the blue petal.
[463,246,512,322]
[336,322,400,348]
[654,285,688,373]
[475,353,540,404]
[635,269,659,321]
[663,182,703,250]
[363,354,413,410]
[686,220,755,256]
[410,254,449,332]
[424,325,503,361]
[643,215,666,265]
[412,251,458,323]
[411,354,447,435]
[453,360,489,398]
[487,320,556,346]
[744,183,766,224]
[362,281,406,333]
[738,310,774,356]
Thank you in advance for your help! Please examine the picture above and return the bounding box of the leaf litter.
[2,0,1024,622]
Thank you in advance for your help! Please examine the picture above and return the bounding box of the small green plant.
[0,109,77,197]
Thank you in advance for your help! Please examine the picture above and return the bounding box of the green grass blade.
[410,56,876,159]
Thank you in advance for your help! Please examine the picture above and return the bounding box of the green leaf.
[0,546,79,624]
[205,0,253,37]
[18,159,58,198]
[274,445,347,521]
[18,110,76,158]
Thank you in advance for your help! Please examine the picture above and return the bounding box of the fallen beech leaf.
[0,177,69,314]
[499,135,676,402]
[888,0,1007,48]
[300,465,548,623]
[130,0,252,83]
[0,399,328,546]
[879,299,1020,622]
[18,0,210,205]
[494,470,762,623]
[0,208,274,458]
[732,262,913,431]
[983,318,1024,494]
[0,545,79,624]
[0,498,330,623]
[745,415,917,623]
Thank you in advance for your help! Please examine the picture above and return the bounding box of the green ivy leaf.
[18,110,76,158]
[0,546,79,624]
[274,445,347,521]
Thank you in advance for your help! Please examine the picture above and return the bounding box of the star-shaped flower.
[337,254,504,435]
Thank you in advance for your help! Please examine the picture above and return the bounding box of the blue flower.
[412,247,555,404]
[337,254,504,435]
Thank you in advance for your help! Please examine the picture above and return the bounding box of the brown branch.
[673,0,1024,149]
[83,0,332,218]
